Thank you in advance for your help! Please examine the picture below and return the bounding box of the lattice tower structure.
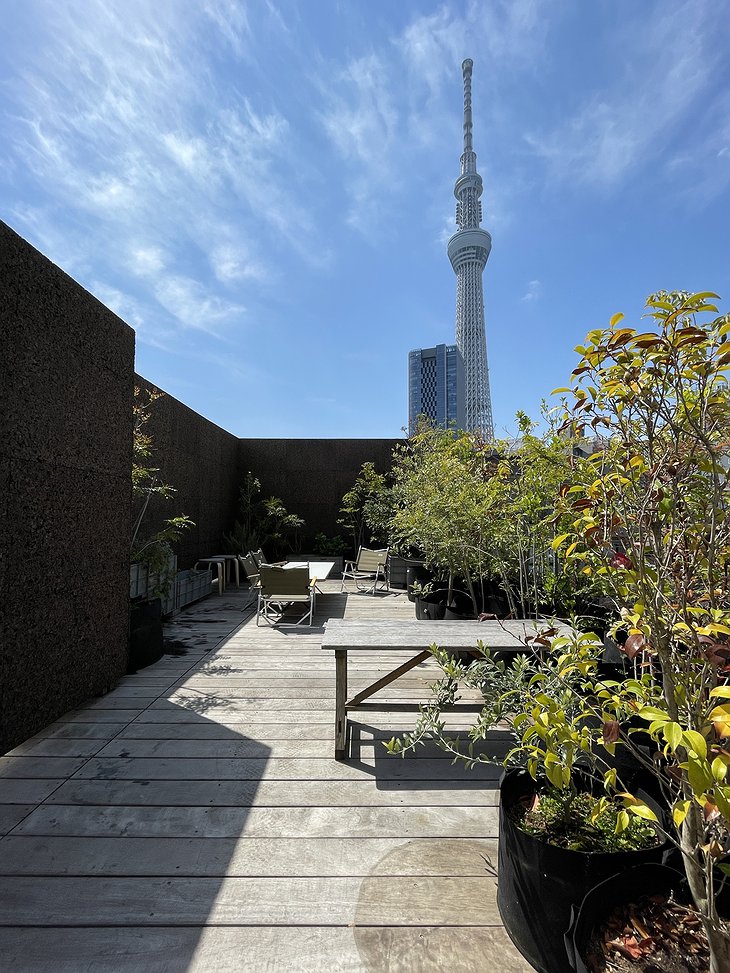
[447,58,494,440]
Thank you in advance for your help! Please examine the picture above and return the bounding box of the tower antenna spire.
[448,57,494,439]
[461,58,476,176]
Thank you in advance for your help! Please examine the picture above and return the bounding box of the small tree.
[553,291,730,970]
[131,386,193,591]
[338,462,390,555]
[388,425,495,612]
[225,473,304,560]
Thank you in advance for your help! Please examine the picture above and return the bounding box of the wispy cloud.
[523,2,723,190]
[153,276,244,336]
[3,0,324,338]
[521,279,542,303]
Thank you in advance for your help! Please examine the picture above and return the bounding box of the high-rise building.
[447,58,494,439]
[408,343,465,434]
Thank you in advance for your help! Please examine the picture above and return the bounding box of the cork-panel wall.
[239,438,400,553]
[134,376,241,569]
[0,220,135,754]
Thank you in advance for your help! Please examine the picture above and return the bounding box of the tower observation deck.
[447,58,494,439]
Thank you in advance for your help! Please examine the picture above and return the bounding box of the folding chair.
[238,552,260,610]
[341,547,389,595]
[256,564,316,627]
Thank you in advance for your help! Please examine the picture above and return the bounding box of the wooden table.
[321,618,570,759]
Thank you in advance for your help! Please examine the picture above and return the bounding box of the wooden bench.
[321,618,568,759]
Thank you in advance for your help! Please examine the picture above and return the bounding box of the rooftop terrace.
[0,582,532,972]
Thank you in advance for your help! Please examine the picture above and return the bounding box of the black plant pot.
[497,768,669,973]
[414,589,449,620]
[406,563,433,602]
[129,598,164,673]
[443,589,476,620]
[565,863,684,972]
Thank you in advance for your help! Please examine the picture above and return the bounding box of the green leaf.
[682,730,708,758]
[712,756,727,783]
[664,722,683,750]
[628,802,658,822]
[638,706,669,724]
[614,809,630,834]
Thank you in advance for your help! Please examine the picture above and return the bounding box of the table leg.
[335,649,347,760]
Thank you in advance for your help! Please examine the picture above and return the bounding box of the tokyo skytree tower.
[447,58,494,439]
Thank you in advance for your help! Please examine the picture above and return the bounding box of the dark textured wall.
[239,439,399,554]
[134,376,241,569]
[1,220,135,754]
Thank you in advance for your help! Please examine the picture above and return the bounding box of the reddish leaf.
[609,551,633,570]
[603,720,620,744]
[623,633,646,659]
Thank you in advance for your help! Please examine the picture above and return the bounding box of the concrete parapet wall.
[0,220,135,754]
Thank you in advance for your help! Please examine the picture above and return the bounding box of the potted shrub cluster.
[383,418,589,621]
[387,292,730,972]
[225,471,305,562]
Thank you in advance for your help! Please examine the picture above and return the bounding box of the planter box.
[175,568,213,610]
[386,554,408,590]
[130,554,177,602]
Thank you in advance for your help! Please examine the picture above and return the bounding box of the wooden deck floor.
[0,582,534,972]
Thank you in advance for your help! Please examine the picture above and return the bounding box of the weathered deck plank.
[0,582,532,972]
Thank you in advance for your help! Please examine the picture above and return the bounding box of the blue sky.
[2,0,729,438]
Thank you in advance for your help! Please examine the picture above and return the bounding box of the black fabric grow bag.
[414,589,449,620]
[565,863,684,972]
[129,598,164,672]
[443,589,476,620]
[497,768,669,973]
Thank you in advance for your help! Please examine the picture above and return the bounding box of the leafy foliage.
[225,472,305,560]
[551,291,730,968]
[312,532,348,556]
[337,462,391,555]
[131,386,193,593]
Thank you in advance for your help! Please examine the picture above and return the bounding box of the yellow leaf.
[609,312,625,328]
[673,800,691,827]
[551,533,569,551]
[709,705,730,738]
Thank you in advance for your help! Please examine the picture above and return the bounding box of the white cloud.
[153,275,245,335]
[523,3,720,189]
[130,246,167,277]
[3,0,326,346]
[521,279,542,303]
[210,243,267,284]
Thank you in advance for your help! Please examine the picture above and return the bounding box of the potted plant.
[225,472,305,562]
[130,386,193,670]
[338,462,391,559]
[386,628,670,973]
[550,291,730,971]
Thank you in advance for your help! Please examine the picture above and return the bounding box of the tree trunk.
[706,923,730,973]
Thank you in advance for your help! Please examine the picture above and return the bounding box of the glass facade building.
[408,344,465,435]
